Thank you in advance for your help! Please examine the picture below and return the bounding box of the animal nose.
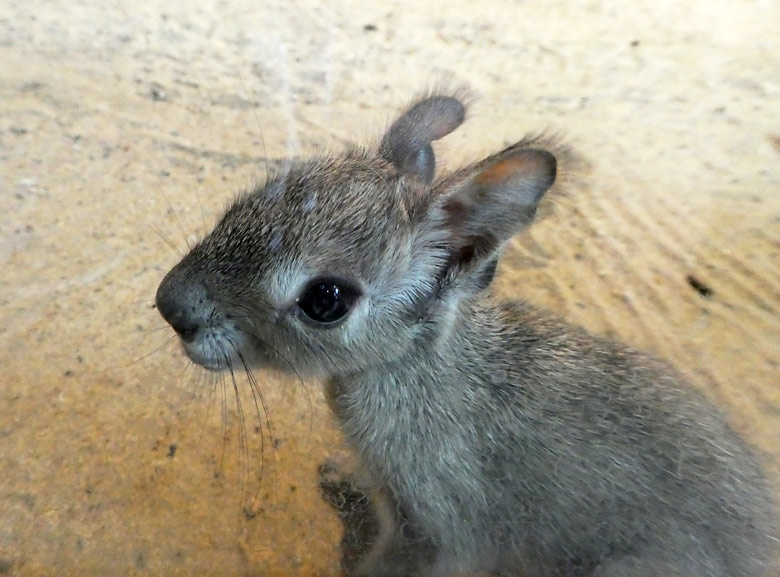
[155,269,209,343]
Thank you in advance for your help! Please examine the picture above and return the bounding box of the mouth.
[195,358,230,372]
[179,337,238,371]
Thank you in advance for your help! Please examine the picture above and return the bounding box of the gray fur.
[379,94,466,183]
[156,91,777,576]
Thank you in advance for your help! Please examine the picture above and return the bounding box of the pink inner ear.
[474,154,541,188]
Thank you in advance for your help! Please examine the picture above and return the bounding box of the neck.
[322,294,505,558]
[324,295,497,416]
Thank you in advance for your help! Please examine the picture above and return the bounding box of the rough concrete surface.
[1,1,778,575]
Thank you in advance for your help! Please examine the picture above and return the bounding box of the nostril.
[156,272,209,343]
[173,321,199,343]
[157,298,201,342]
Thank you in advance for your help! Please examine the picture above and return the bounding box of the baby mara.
[156,91,776,576]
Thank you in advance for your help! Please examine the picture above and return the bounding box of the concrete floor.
[1,1,778,575]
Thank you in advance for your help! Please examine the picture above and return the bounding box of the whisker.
[232,316,314,443]
[238,74,271,182]
[195,187,208,240]
[218,342,230,470]
[149,219,184,259]
[224,345,251,518]
[92,325,180,378]
[232,343,277,511]
[152,173,192,251]
[191,364,220,453]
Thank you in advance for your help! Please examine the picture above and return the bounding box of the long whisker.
[223,345,251,515]
[231,344,277,513]
[181,358,212,442]
[195,187,208,240]
[152,173,192,251]
[232,317,314,442]
[217,340,231,471]
[192,359,222,456]
[238,74,271,185]
[149,219,184,259]
[93,327,180,378]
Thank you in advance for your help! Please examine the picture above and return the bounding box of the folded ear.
[432,144,557,294]
[379,94,466,183]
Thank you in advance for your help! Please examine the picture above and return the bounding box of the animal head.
[156,92,556,377]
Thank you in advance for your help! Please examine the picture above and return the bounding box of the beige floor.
[1,1,778,575]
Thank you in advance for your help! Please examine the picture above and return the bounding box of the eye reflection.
[297,278,360,325]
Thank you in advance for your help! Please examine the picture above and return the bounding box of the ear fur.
[432,143,557,295]
[379,94,466,183]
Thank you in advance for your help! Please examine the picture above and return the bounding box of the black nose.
[155,268,209,343]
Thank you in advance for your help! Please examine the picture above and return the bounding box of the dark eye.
[297,278,360,326]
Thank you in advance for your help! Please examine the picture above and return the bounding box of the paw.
[318,457,367,512]
[318,457,385,575]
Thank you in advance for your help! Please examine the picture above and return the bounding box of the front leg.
[318,458,381,574]
[318,459,437,577]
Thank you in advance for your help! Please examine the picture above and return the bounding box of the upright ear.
[379,95,466,183]
[432,144,557,294]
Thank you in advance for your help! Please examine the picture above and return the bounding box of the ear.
[379,94,466,183]
[433,145,557,294]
